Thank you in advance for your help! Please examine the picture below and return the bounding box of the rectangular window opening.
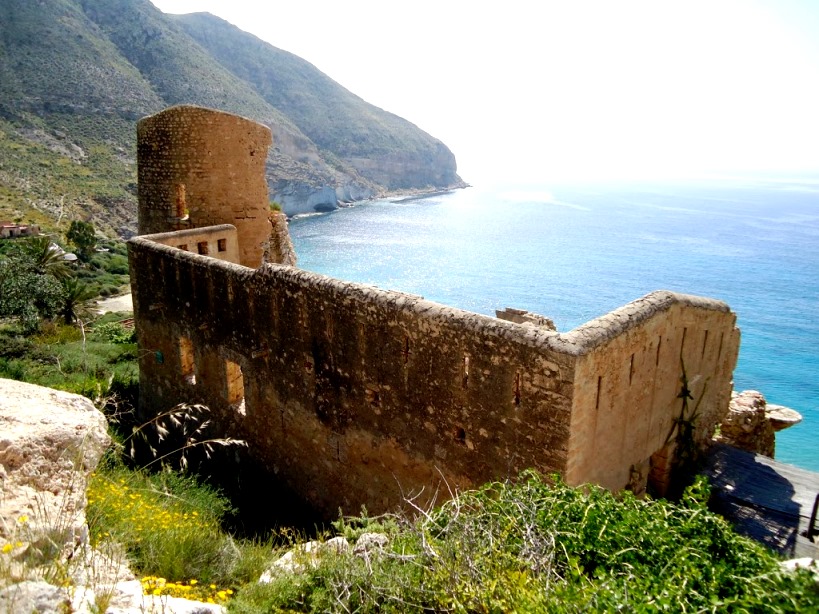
[225,359,246,416]
[179,336,195,385]
[217,238,227,252]
[177,244,188,251]
[197,241,209,255]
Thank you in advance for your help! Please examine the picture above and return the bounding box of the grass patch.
[0,319,138,405]
[86,460,273,606]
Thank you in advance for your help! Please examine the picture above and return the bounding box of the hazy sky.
[150,0,819,183]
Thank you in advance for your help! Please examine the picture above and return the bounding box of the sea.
[288,177,819,472]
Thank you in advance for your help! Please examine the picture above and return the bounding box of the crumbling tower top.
[137,105,272,268]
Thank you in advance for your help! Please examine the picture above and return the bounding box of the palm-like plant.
[60,278,97,325]
[22,236,73,281]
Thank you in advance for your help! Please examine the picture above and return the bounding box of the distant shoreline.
[389,184,471,203]
[290,183,471,220]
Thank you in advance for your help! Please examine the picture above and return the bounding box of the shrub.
[229,473,819,613]
[92,321,135,344]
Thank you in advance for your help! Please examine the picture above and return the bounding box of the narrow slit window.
[595,376,603,410]
[629,354,635,385]
[462,354,470,389]
[175,183,187,218]
[514,372,521,406]
[179,336,195,385]
[197,241,209,255]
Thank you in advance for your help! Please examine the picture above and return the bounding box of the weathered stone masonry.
[130,106,741,518]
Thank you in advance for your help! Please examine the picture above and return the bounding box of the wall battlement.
[130,106,740,518]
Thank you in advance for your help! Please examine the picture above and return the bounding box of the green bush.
[0,332,33,359]
[0,357,28,381]
[93,321,135,344]
[229,473,819,613]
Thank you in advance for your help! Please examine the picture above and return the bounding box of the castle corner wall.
[564,291,740,494]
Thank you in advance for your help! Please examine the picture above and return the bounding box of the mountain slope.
[171,12,462,191]
[0,0,463,233]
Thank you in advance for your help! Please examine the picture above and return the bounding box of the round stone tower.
[137,105,273,268]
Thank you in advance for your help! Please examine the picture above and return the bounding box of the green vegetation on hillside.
[228,474,818,613]
[0,232,133,392]
[81,463,819,613]
[0,116,137,235]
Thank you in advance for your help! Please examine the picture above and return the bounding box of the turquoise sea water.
[289,178,819,471]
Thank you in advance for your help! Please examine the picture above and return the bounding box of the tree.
[66,220,96,261]
[0,256,64,333]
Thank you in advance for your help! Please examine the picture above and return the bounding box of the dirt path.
[95,293,133,314]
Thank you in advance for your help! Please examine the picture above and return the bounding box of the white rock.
[104,579,224,613]
[0,580,70,614]
[0,579,225,614]
[0,380,225,613]
[259,536,351,581]
[0,378,110,549]
[354,532,389,556]
[765,403,803,432]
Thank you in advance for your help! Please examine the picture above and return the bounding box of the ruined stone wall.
[129,236,577,517]
[565,292,740,494]
[269,211,297,267]
[130,231,740,516]
[137,106,272,268]
[131,106,741,516]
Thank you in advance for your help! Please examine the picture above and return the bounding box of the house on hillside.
[0,222,40,239]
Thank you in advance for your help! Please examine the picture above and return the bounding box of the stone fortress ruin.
[129,106,741,518]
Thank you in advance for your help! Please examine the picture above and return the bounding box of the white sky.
[150,0,819,183]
